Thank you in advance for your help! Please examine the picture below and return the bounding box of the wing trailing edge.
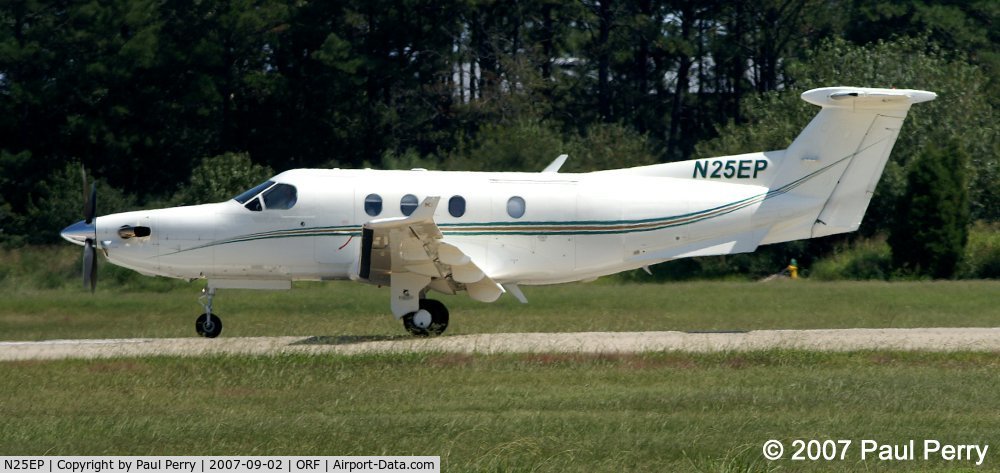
[360,197,504,317]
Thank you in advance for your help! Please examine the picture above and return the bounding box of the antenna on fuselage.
[541,154,569,173]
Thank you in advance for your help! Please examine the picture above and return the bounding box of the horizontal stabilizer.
[802,87,937,110]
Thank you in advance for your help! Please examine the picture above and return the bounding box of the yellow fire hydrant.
[786,258,799,279]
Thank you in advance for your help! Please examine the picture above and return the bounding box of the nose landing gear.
[196,313,222,338]
[196,287,223,338]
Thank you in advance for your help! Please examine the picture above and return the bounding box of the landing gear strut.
[196,287,223,338]
[403,299,449,336]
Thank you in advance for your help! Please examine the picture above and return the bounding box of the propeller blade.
[90,247,98,293]
[79,166,98,292]
[81,166,90,224]
[83,239,97,293]
[87,182,97,225]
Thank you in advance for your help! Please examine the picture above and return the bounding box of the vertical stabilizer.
[758,87,935,244]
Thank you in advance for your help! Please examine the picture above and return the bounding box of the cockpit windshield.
[233,181,274,204]
[233,180,298,212]
[262,183,297,209]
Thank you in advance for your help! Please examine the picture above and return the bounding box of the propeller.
[81,166,97,293]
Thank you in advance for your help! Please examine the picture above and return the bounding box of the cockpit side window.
[245,197,263,212]
[262,183,297,210]
[234,181,274,204]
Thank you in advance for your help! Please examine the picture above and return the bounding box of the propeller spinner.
[59,166,98,292]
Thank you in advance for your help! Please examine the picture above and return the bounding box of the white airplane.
[61,86,935,337]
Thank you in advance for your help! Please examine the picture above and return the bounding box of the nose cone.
[60,220,95,246]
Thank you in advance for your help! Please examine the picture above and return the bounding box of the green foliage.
[694,92,810,159]
[0,0,995,281]
[620,242,815,282]
[697,36,996,226]
[0,245,81,290]
[377,148,443,171]
[22,164,91,247]
[810,238,893,281]
[443,120,656,172]
[564,122,657,172]
[845,0,999,96]
[728,224,996,281]
[0,245,184,292]
[690,36,994,280]
[889,141,970,278]
[957,221,1000,279]
[1,161,135,246]
[443,120,570,172]
[173,152,274,205]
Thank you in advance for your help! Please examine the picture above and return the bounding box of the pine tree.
[888,140,970,278]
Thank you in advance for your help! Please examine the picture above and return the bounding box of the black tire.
[402,299,449,337]
[195,313,223,338]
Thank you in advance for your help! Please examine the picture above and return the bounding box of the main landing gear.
[402,299,449,336]
[196,287,222,338]
[190,286,448,338]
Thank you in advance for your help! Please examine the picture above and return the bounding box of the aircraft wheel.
[196,313,223,338]
[402,299,449,336]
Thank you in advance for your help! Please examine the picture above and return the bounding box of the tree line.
[1,0,996,278]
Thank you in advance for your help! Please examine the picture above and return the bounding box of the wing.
[359,196,504,317]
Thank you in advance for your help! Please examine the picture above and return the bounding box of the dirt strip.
[1,328,999,361]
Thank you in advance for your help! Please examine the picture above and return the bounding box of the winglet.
[410,196,440,220]
[542,154,569,173]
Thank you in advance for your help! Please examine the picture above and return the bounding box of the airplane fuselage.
[89,167,771,287]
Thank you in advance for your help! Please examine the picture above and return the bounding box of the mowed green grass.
[0,281,997,471]
[0,280,998,340]
[1,351,998,472]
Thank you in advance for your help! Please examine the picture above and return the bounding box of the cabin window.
[262,183,297,210]
[400,194,418,216]
[507,196,526,219]
[233,181,274,204]
[448,195,466,218]
[364,194,383,216]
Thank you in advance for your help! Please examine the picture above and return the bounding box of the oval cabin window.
[507,196,526,219]
[448,195,466,218]
[400,194,419,216]
[364,194,383,216]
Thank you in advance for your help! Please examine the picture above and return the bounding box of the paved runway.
[1,328,999,361]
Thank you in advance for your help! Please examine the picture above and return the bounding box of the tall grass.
[810,236,892,281]
[0,245,185,292]
[811,222,999,281]
[958,221,1000,279]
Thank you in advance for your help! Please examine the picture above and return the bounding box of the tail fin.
[596,86,935,243]
[759,87,935,243]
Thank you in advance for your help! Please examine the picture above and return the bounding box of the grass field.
[1,351,998,472]
[1,280,998,340]
[2,279,999,471]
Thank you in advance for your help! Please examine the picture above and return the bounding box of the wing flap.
[405,261,442,278]
[361,197,502,311]
[400,238,430,262]
[467,278,504,302]
[438,242,471,266]
[452,263,485,283]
